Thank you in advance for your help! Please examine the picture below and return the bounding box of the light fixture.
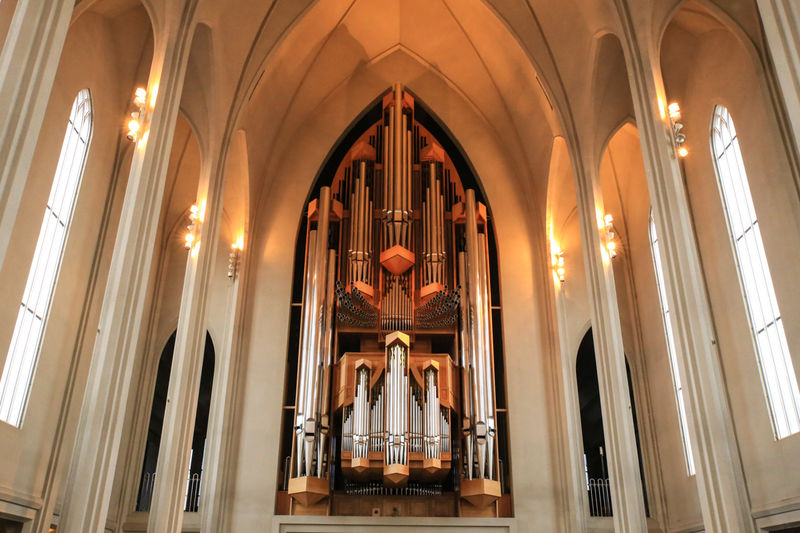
[668,101,687,158]
[228,236,244,280]
[603,213,618,259]
[553,251,566,283]
[550,241,566,284]
[126,87,147,142]
[184,204,200,250]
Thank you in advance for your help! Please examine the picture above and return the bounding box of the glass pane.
[649,214,695,474]
[0,90,92,427]
[710,105,800,439]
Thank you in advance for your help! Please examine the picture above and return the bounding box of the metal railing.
[137,472,203,512]
[587,478,612,517]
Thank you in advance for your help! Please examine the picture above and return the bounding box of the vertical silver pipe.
[458,251,475,479]
[304,188,332,477]
[366,195,373,284]
[316,250,336,477]
[295,230,317,476]
[400,112,407,248]
[465,189,488,478]
[382,124,389,246]
[387,105,395,246]
[478,234,495,479]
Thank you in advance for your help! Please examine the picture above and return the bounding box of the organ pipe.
[424,366,441,460]
[460,189,498,481]
[293,187,336,479]
[288,84,506,513]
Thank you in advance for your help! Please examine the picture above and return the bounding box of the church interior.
[0,0,799,532]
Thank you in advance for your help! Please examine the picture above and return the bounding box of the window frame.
[709,104,800,440]
[0,89,93,427]
[648,211,696,474]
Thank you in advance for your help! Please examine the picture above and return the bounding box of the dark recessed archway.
[137,331,215,512]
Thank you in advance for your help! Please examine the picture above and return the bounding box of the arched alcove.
[575,328,648,518]
[274,85,511,518]
[137,331,215,512]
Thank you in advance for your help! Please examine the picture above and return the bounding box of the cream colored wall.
[661,16,800,517]
[599,125,705,531]
[226,50,566,531]
[0,7,151,521]
[0,0,17,53]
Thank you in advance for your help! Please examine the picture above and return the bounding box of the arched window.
[711,105,800,439]
[0,89,93,426]
[649,213,695,474]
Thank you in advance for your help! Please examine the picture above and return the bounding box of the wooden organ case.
[277,85,512,518]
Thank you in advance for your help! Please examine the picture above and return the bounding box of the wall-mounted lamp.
[551,247,566,283]
[126,87,147,142]
[184,204,200,250]
[228,236,244,280]
[668,102,688,158]
[603,213,618,259]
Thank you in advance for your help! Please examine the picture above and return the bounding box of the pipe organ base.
[460,478,502,508]
[288,476,330,507]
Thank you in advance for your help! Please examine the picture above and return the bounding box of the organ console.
[280,84,510,517]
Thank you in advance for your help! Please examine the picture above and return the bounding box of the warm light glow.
[550,241,566,283]
[184,232,195,249]
[604,213,613,226]
[149,82,158,108]
[126,113,140,142]
[233,235,244,250]
[607,241,616,255]
[678,146,689,158]
[668,102,681,121]
[134,87,147,107]
[658,98,666,120]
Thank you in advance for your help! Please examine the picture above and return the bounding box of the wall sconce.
[126,87,147,142]
[551,248,566,283]
[603,213,618,259]
[184,204,200,250]
[668,102,688,157]
[228,236,244,280]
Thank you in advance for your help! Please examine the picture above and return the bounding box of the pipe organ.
[281,84,510,517]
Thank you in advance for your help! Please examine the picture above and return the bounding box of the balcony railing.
[137,472,202,512]
[587,478,612,517]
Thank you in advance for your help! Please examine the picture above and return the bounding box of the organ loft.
[277,85,512,517]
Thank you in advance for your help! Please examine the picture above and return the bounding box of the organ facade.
[278,85,511,517]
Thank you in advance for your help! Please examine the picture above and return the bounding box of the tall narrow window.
[649,213,695,474]
[0,89,93,426]
[711,105,800,439]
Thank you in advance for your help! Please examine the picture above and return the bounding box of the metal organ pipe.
[460,188,498,481]
[458,251,474,479]
[294,187,335,479]
[424,367,441,459]
[354,367,370,459]
[316,250,337,477]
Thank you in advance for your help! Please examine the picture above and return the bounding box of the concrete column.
[572,158,648,532]
[552,280,589,533]
[146,146,227,531]
[199,232,248,532]
[757,0,800,167]
[0,1,74,271]
[59,12,197,533]
[613,1,756,531]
